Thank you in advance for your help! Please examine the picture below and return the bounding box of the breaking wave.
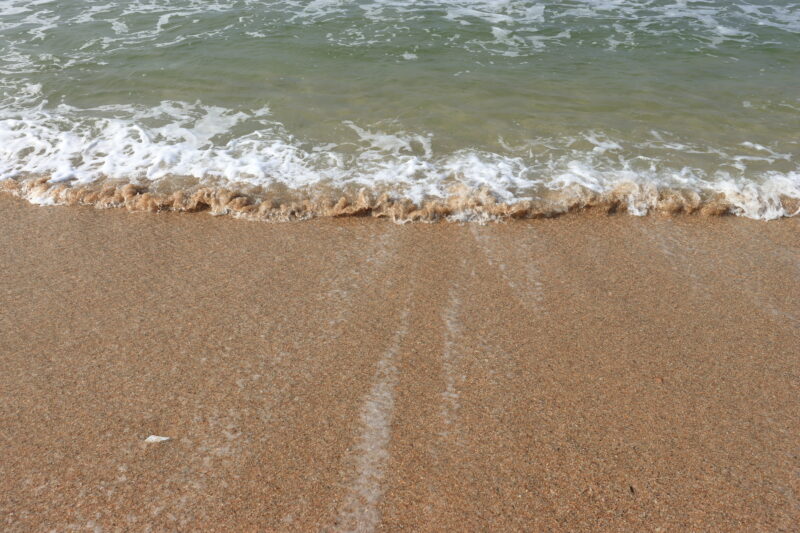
[4,176,799,223]
[1,91,798,222]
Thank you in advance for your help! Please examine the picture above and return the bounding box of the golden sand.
[1,196,798,530]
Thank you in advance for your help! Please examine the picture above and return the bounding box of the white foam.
[0,97,798,219]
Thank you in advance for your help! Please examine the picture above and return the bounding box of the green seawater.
[1,1,799,217]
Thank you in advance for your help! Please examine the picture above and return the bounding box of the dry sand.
[1,195,798,531]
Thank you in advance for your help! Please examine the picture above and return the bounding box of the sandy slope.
[1,197,798,531]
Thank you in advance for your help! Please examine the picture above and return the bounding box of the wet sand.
[1,196,798,531]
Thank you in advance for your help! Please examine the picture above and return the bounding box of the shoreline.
[4,178,799,222]
[1,195,798,530]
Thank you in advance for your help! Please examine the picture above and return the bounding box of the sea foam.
[1,91,798,221]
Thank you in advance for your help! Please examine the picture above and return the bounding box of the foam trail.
[440,287,464,434]
[471,224,544,306]
[333,309,408,532]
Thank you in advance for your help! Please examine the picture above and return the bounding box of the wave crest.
[5,177,798,223]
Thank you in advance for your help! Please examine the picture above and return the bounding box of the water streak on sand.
[334,310,409,532]
[321,227,397,329]
[440,287,464,434]
[471,224,544,306]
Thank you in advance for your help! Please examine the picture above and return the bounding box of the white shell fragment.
[144,435,170,443]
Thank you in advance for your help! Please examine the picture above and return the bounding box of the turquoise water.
[1,1,799,218]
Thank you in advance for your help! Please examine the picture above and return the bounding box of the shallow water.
[1,0,798,219]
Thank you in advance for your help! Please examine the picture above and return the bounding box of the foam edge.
[2,177,798,223]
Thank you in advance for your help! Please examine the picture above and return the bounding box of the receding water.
[1,1,799,218]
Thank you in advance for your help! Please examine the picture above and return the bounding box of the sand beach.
[1,196,798,530]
